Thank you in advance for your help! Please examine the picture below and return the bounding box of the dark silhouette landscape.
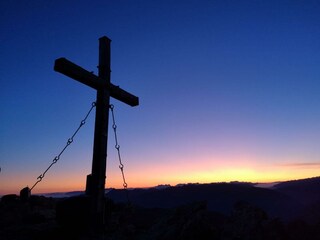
[1,177,319,239]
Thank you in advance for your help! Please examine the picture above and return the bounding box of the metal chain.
[30,102,96,191]
[109,104,130,203]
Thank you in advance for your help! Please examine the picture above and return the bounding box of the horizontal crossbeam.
[54,58,139,107]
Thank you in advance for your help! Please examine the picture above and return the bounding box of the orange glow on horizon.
[1,156,319,195]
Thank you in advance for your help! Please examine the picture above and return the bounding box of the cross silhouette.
[54,36,139,226]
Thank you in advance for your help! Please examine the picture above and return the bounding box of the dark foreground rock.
[1,194,320,240]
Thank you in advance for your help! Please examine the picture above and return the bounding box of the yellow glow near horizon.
[115,162,320,189]
[1,156,319,195]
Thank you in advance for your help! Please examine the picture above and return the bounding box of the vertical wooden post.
[87,37,111,226]
[54,36,138,230]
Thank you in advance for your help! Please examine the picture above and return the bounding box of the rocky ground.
[1,194,320,240]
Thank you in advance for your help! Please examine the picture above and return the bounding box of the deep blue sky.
[1,0,320,194]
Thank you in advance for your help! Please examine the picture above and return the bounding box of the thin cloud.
[279,162,320,167]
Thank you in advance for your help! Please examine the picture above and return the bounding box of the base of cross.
[85,173,107,227]
[19,184,106,234]
[56,194,107,235]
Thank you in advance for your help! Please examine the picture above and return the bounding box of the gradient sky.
[1,0,320,195]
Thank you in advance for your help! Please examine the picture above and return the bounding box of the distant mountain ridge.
[28,176,320,222]
[272,176,320,205]
[108,182,297,220]
[107,176,320,222]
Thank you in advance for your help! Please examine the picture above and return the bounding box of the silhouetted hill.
[107,182,303,221]
[272,177,320,224]
[273,176,320,205]
[1,177,320,239]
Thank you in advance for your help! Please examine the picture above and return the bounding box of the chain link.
[110,104,130,203]
[30,102,96,191]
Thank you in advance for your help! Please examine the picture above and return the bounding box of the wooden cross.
[54,36,139,226]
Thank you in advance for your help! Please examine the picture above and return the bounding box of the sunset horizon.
[1,171,319,196]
